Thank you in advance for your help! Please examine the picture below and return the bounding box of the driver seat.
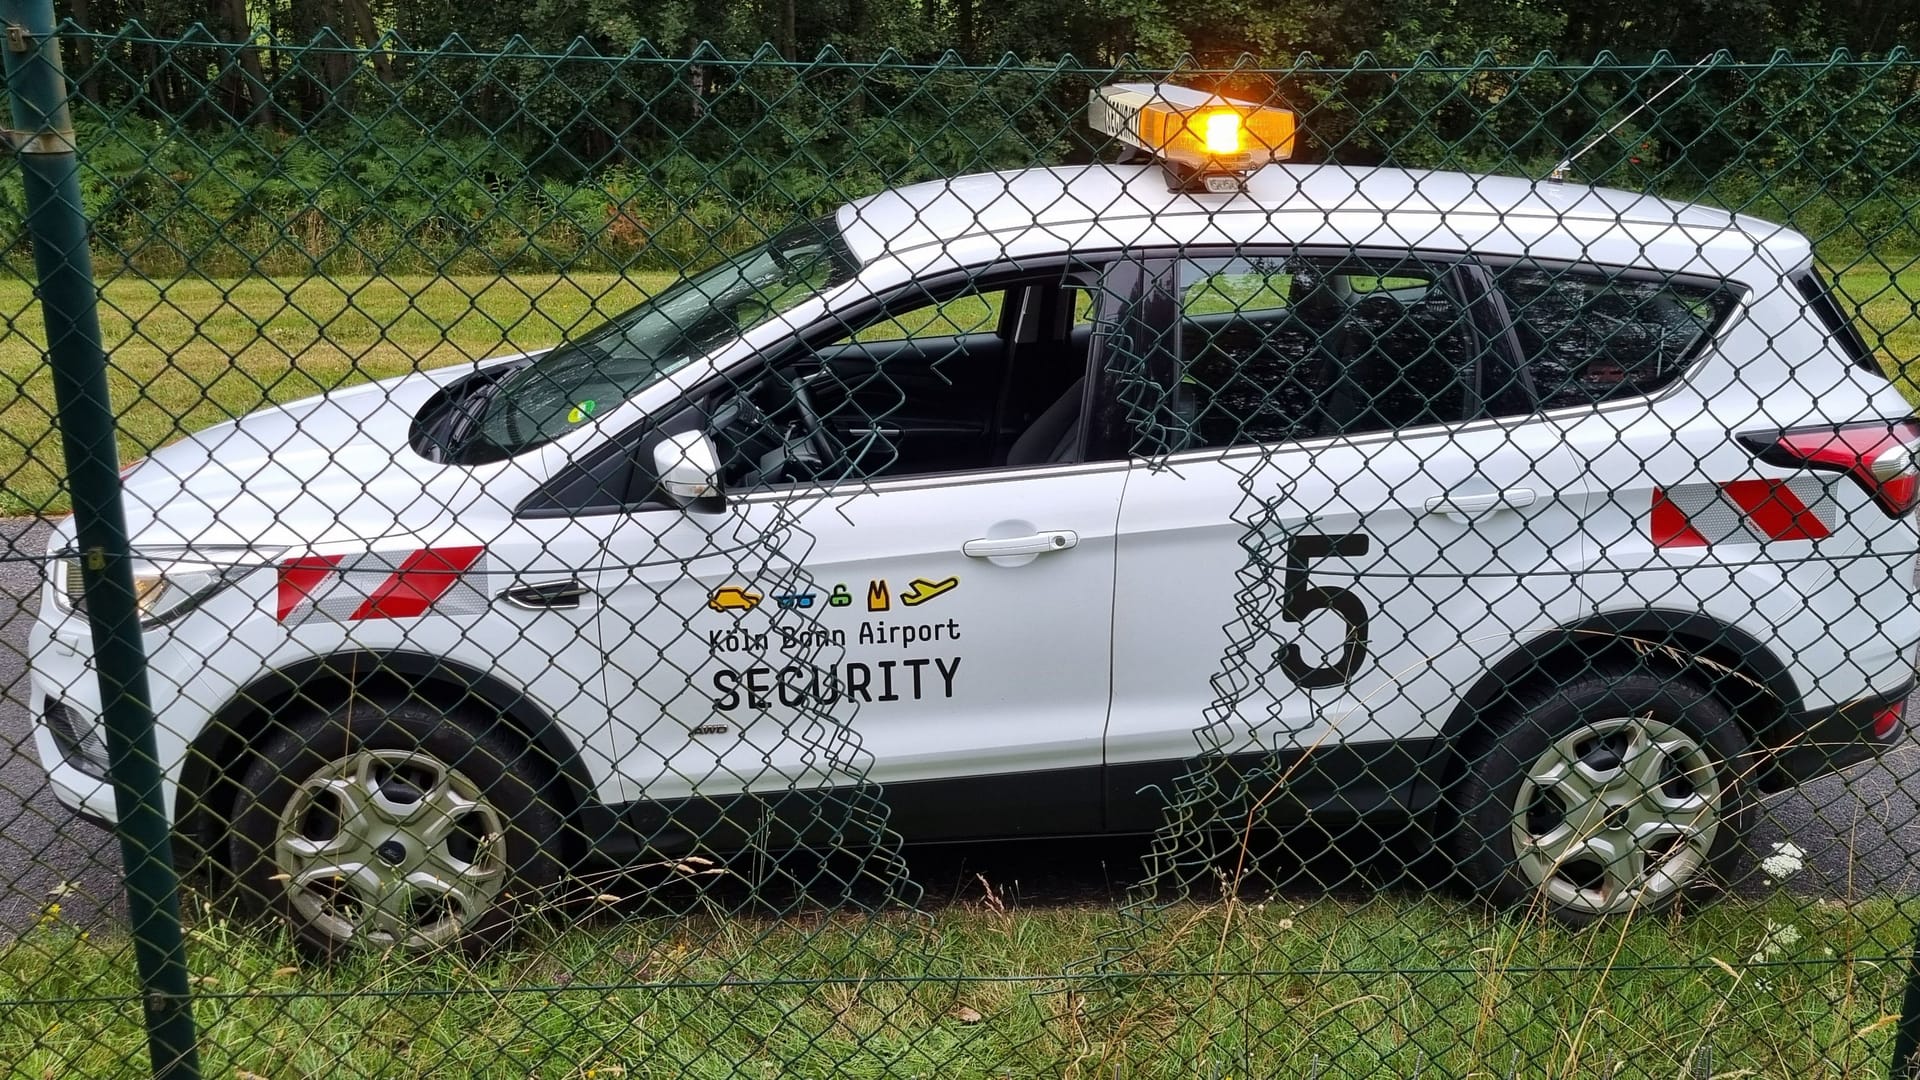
[1006,375,1086,467]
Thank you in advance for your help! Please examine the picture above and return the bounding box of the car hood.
[112,361,515,551]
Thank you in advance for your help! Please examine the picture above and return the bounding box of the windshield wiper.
[437,359,535,459]
[444,378,504,454]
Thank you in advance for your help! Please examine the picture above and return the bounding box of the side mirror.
[652,430,725,514]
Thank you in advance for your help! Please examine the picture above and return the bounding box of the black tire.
[1450,665,1752,924]
[228,695,564,959]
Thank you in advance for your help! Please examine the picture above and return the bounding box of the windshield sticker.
[706,585,762,613]
[899,576,959,606]
[565,399,598,424]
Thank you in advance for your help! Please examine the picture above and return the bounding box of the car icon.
[707,586,762,613]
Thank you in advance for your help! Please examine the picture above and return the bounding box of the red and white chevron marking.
[1651,478,1835,548]
[276,546,488,624]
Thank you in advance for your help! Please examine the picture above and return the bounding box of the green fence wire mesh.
[3,16,1920,1079]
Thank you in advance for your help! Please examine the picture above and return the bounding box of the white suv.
[30,102,1920,951]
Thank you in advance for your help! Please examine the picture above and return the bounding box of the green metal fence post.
[1892,920,1920,1079]
[0,5,201,1078]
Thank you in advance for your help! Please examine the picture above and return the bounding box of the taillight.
[1739,420,1920,517]
[1873,700,1906,739]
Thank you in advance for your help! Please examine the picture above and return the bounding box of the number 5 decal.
[1279,533,1371,688]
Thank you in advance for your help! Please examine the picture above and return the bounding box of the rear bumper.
[1763,678,1914,790]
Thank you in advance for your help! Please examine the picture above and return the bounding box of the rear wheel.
[228,697,563,957]
[1451,666,1751,923]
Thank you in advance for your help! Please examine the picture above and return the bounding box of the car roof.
[835,163,1808,276]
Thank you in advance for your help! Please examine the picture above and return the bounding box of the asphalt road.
[0,513,1916,941]
[0,517,123,939]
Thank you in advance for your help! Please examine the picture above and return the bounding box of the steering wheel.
[783,370,839,471]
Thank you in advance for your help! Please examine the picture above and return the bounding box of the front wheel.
[228,697,563,957]
[1451,666,1752,923]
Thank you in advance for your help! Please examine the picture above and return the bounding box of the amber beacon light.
[1088,82,1297,192]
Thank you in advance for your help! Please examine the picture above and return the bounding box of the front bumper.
[29,603,128,828]
[1763,678,1915,790]
[29,688,123,826]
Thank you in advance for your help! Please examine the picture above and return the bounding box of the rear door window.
[1494,264,1740,410]
[1130,255,1480,452]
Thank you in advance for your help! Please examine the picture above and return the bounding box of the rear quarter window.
[1495,264,1741,410]
[1793,270,1883,377]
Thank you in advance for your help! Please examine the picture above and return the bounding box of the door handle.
[962,531,1079,559]
[499,578,591,610]
[1424,488,1537,520]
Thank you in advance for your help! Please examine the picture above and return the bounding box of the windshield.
[460,217,857,459]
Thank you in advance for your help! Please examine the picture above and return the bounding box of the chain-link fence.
[3,11,1920,1078]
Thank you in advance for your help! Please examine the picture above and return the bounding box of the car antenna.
[1549,52,1718,184]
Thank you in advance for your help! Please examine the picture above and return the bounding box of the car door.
[591,262,1135,845]
[1098,251,1591,830]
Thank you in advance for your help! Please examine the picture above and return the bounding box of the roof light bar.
[1088,83,1296,194]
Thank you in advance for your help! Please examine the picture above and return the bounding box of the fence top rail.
[42,21,1920,75]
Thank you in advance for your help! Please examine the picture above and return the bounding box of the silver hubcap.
[1511,715,1722,916]
[274,749,508,949]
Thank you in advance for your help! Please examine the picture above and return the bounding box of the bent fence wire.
[1,17,1919,1080]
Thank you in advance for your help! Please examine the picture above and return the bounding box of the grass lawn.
[1,267,1917,515]
[1840,265,1920,395]
[0,890,1910,1079]
[0,273,674,516]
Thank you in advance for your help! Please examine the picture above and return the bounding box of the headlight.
[50,546,284,628]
